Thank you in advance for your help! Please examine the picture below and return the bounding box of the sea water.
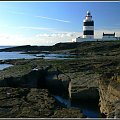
[0,46,37,70]
[0,46,14,49]
[0,46,74,70]
[54,95,100,118]
[0,64,13,70]
[0,52,36,60]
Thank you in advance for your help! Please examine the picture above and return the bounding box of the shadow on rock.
[0,66,71,99]
[0,67,48,89]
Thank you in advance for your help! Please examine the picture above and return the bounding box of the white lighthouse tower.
[83,11,94,39]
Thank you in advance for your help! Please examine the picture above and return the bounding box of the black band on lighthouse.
[83,30,94,35]
[83,21,94,26]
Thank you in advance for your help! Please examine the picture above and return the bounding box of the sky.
[0,1,120,46]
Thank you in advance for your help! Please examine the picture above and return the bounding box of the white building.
[102,32,117,40]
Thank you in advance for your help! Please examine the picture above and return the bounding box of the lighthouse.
[83,11,94,39]
[72,11,120,43]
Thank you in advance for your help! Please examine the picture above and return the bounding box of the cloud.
[18,26,55,31]
[35,32,81,45]
[0,34,10,39]
[95,28,120,38]
[8,10,71,23]
[0,25,56,33]
[36,15,71,23]
[36,32,81,38]
[1,28,120,46]
[0,33,27,45]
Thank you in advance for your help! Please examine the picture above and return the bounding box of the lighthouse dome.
[87,11,91,16]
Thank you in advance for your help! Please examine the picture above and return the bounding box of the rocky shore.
[0,59,85,118]
[0,41,120,118]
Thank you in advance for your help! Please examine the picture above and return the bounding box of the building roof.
[103,32,115,36]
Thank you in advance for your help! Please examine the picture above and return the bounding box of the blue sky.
[0,2,120,45]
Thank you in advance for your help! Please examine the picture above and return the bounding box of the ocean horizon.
[0,46,15,49]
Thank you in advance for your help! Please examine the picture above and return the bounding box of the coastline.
[0,41,120,118]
